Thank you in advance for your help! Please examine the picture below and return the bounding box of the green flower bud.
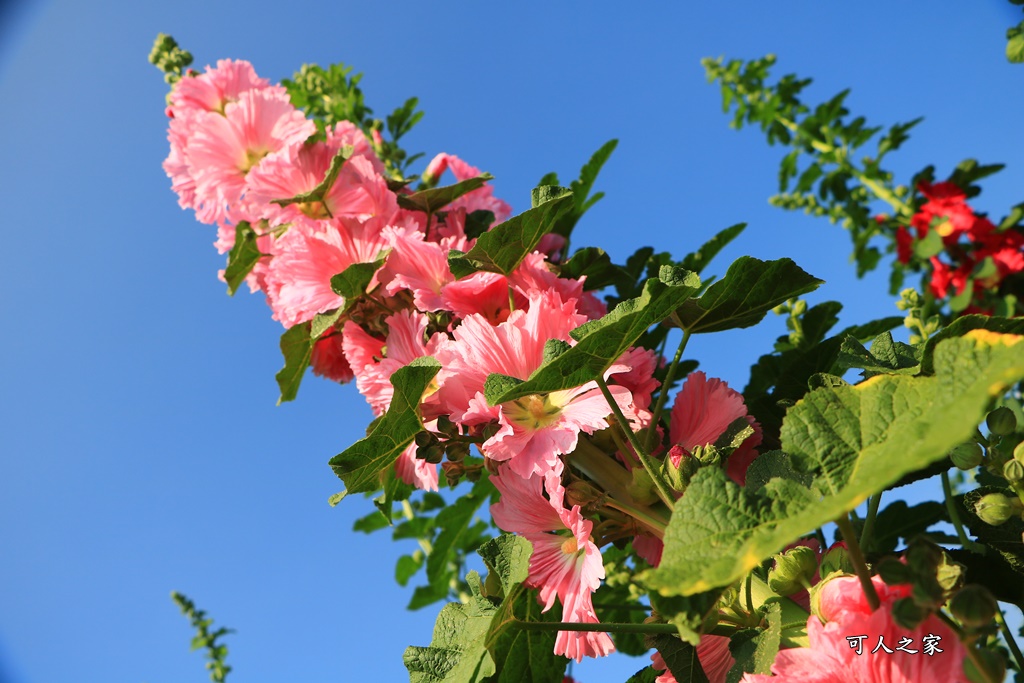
[950,442,984,470]
[974,492,1023,526]
[768,545,818,596]
[949,585,997,630]
[876,557,914,586]
[891,597,928,630]
[819,544,854,579]
[1014,439,1024,465]
[1004,458,1024,484]
[986,406,1018,437]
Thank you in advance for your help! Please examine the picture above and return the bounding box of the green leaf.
[913,229,944,259]
[672,257,822,334]
[271,145,353,210]
[743,451,813,492]
[396,553,425,587]
[868,501,947,554]
[920,315,1024,375]
[649,332,1024,596]
[835,331,921,377]
[1008,20,1024,63]
[485,585,564,683]
[560,247,624,290]
[649,634,709,683]
[448,188,574,277]
[548,139,618,239]
[329,254,388,309]
[404,578,498,683]
[426,486,490,593]
[486,266,702,405]
[680,223,747,275]
[275,323,313,404]
[398,174,494,214]
[478,534,532,597]
[328,357,441,495]
[223,221,262,296]
[726,602,782,682]
[626,667,660,683]
[311,308,344,340]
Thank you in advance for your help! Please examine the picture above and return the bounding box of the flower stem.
[595,376,675,508]
[859,492,881,551]
[645,328,692,452]
[941,470,986,554]
[835,514,879,611]
[996,606,1024,674]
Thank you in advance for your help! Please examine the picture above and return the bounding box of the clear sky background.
[1,2,1023,682]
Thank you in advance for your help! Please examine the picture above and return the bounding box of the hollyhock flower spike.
[490,469,614,662]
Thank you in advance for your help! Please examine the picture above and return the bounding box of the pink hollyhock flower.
[264,219,389,328]
[342,310,444,491]
[419,153,513,223]
[441,270,519,324]
[435,290,635,479]
[378,225,458,311]
[490,469,614,662]
[185,88,315,228]
[244,123,386,228]
[651,634,735,683]
[742,575,968,682]
[669,372,762,486]
[509,252,607,321]
[169,59,271,116]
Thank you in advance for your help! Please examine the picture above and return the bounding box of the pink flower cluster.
[163,59,764,664]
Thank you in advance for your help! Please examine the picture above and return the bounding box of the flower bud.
[974,493,1022,526]
[986,406,1017,437]
[1004,459,1024,484]
[819,543,854,579]
[949,585,997,630]
[876,557,914,586]
[1014,440,1024,465]
[950,442,984,470]
[768,545,818,596]
[891,596,928,630]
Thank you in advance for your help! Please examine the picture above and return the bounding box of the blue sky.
[1,2,1023,682]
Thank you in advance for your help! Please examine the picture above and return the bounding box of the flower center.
[505,394,562,430]
[560,537,579,555]
[239,147,270,174]
[298,201,331,219]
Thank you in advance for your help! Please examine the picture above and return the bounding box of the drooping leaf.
[448,188,574,278]
[426,486,490,594]
[672,257,822,334]
[328,357,441,495]
[223,221,262,296]
[680,223,746,275]
[271,145,353,210]
[649,332,1024,596]
[275,322,313,404]
[329,254,388,309]
[485,266,701,405]
[398,174,494,214]
[560,247,624,291]
[648,633,708,683]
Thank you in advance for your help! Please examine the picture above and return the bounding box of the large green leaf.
[485,266,701,405]
[448,188,574,278]
[397,174,494,214]
[560,246,623,291]
[649,634,708,683]
[920,315,1024,374]
[649,331,1024,596]
[672,257,822,334]
[548,139,618,239]
[328,357,440,496]
[404,574,498,683]
[223,221,262,296]
[329,254,388,310]
[275,323,313,404]
[725,602,781,683]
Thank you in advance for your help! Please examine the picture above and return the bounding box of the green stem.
[645,328,693,452]
[941,470,986,554]
[744,573,754,616]
[595,376,675,507]
[859,492,882,551]
[603,499,667,537]
[996,606,1024,674]
[835,514,880,611]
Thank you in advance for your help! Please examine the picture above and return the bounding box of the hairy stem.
[645,328,692,452]
[859,492,882,550]
[996,606,1024,675]
[835,514,879,611]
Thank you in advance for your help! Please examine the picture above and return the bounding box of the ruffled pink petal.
[380,226,453,311]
